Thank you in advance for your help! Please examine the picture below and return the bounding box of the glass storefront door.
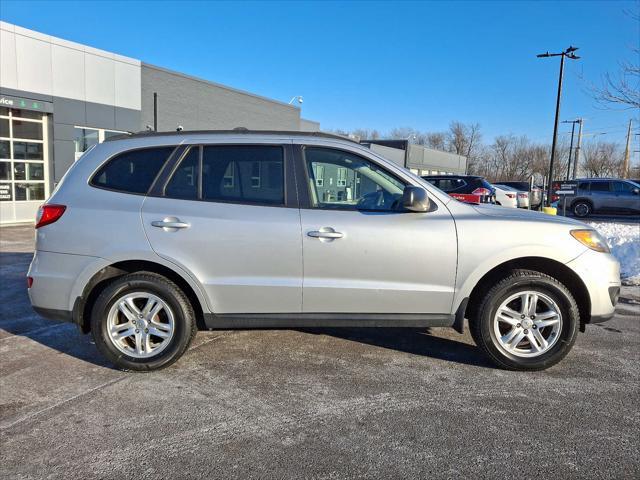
[0,107,49,224]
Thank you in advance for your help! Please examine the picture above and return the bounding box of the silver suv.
[28,131,620,371]
[560,178,640,218]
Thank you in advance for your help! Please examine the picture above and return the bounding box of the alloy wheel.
[493,291,562,358]
[106,292,175,359]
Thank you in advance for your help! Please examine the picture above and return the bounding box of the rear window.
[91,147,175,194]
[590,181,611,192]
[435,178,466,192]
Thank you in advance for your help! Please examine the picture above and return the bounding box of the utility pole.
[622,119,632,179]
[562,119,579,180]
[572,118,583,179]
[537,46,580,206]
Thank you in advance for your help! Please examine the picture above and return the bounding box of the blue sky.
[2,0,638,148]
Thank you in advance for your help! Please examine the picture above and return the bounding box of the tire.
[572,200,592,218]
[469,269,579,371]
[91,272,197,371]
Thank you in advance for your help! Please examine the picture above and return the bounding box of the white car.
[496,184,531,208]
[493,185,518,208]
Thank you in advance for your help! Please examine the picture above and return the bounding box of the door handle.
[308,227,343,240]
[151,216,190,231]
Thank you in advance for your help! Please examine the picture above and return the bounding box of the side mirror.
[633,188,639,195]
[402,186,431,212]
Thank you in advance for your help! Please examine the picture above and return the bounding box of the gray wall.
[300,118,320,132]
[407,144,467,174]
[141,64,301,131]
[0,86,140,184]
[368,143,406,167]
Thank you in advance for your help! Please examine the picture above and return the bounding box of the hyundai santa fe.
[28,131,620,371]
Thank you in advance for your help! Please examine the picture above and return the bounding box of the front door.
[612,180,640,212]
[142,144,302,314]
[298,146,457,315]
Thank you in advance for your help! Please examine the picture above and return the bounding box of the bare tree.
[581,141,624,177]
[590,11,640,109]
[424,132,447,150]
[352,128,381,140]
[388,127,419,142]
[447,122,482,173]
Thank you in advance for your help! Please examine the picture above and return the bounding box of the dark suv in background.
[421,175,496,204]
[553,178,640,217]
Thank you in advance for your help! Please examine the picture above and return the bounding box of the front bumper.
[566,249,621,323]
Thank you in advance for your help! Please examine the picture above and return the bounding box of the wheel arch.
[74,259,208,333]
[463,256,591,332]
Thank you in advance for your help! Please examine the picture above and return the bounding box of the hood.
[471,204,586,227]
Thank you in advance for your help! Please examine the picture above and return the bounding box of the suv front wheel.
[470,270,579,371]
[91,272,197,371]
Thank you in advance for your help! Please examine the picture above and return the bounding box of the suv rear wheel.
[470,270,579,371]
[91,272,197,371]
[572,200,592,217]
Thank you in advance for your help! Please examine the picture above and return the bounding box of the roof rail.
[103,129,359,144]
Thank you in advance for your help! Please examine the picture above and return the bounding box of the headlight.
[570,229,610,253]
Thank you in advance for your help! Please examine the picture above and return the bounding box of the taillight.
[505,193,516,199]
[27,276,33,288]
[472,188,491,196]
[518,193,528,198]
[35,204,66,229]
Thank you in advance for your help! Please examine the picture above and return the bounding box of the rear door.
[142,143,303,314]
[588,181,613,211]
[297,145,457,315]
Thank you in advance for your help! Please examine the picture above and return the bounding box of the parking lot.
[1,225,638,479]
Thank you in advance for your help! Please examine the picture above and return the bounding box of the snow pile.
[587,221,640,285]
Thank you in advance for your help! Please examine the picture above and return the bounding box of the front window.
[613,181,637,193]
[304,147,405,211]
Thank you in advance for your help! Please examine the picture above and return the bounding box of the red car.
[421,175,496,204]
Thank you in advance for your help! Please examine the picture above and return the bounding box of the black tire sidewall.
[91,275,195,371]
[573,201,591,217]
[478,275,578,370]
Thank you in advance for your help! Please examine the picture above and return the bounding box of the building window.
[0,108,47,203]
[12,120,43,140]
[74,128,99,154]
[222,163,235,188]
[74,126,128,161]
[314,164,325,187]
[251,161,261,188]
[336,167,347,187]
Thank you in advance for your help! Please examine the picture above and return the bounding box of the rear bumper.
[28,250,100,314]
[32,306,73,322]
[566,249,621,323]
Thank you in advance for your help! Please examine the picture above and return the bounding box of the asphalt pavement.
[1,225,638,479]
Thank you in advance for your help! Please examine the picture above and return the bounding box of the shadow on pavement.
[0,251,115,369]
[299,327,493,368]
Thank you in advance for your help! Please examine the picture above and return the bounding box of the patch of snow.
[587,221,640,285]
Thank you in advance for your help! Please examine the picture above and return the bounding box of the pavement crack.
[0,376,126,431]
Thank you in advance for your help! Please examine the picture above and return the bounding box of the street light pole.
[537,46,580,206]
